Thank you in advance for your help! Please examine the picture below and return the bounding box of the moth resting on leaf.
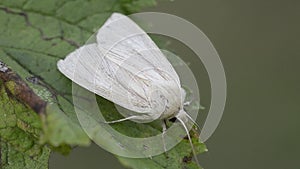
[57,13,200,165]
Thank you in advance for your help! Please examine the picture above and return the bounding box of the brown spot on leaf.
[182,155,192,163]
[0,62,47,114]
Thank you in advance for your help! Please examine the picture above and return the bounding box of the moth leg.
[103,115,139,124]
[162,119,167,152]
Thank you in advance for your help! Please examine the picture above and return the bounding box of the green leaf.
[0,141,51,169]
[117,138,207,169]
[0,76,50,169]
[0,0,207,168]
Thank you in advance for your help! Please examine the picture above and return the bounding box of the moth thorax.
[149,82,182,120]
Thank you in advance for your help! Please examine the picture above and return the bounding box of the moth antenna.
[183,112,201,131]
[176,110,201,168]
[181,88,200,131]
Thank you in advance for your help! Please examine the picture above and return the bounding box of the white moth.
[57,13,200,165]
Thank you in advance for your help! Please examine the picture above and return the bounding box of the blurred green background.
[50,0,300,168]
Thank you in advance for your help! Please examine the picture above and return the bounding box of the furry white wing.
[96,13,180,85]
[57,44,148,113]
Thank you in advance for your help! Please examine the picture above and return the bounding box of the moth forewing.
[96,13,180,84]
